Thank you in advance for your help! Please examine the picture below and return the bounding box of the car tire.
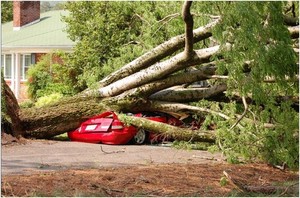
[132,128,148,145]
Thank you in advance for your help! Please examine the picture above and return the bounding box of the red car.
[67,111,186,145]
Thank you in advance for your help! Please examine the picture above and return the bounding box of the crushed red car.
[67,111,200,145]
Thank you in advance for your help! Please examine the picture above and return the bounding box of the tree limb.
[230,96,248,130]
[20,96,108,138]
[97,19,220,88]
[98,45,220,97]
[117,113,216,142]
[133,13,150,26]
[157,13,180,23]
[284,15,299,26]
[117,65,217,98]
[288,26,299,39]
[1,77,23,137]
[182,0,194,57]
[135,101,231,120]
[149,84,227,102]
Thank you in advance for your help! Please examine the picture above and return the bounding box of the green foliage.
[219,177,228,187]
[62,1,137,90]
[62,1,186,91]
[212,2,299,168]
[181,1,299,168]
[35,93,63,108]
[19,100,35,109]
[1,1,13,23]
[213,2,298,100]
[172,140,213,151]
[51,133,69,141]
[61,1,223,91]
[259,102,299,168]
[27,52,77,100]
[192,98,299,169]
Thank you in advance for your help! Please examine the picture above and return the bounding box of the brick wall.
[35,53,46,63]
[13,1,40,28]
[19,82,29,102]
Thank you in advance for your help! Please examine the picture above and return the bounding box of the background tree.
[40,1,51,13]
[40,1,66,13]
[1,1,13,23]
[62,1,186,91]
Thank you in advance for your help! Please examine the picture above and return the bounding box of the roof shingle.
[2,10,75,52]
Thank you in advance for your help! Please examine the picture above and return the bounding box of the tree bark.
[1,77,23,138]
[284,15,299,26]
[116,65,217,99]
[182,0,194,58]
[20,96,107,138]
[117,113,215,142]
[98,45,220,97]
[149,84,227,102]
[288,25,299,39]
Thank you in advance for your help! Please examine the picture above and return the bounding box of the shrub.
[27,52,77,100]
[35,93,63,108]
[19,100,34,109]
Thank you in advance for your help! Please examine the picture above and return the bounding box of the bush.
[27,52,77,100]
[35,93,63,108]
[19,100,35,109]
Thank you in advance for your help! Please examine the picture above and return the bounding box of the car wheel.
[133,128,148,145]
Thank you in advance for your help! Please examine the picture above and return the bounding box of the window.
[21,54,32,80]
[1,54,35,80]
[1,54,12,79]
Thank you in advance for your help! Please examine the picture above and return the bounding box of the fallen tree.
[16,1,226,139]
[2,1,299,167]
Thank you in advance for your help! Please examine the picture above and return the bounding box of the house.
[1,1,75,101]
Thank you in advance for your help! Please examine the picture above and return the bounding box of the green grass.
[172,140,214,151]
[51,132,69,141]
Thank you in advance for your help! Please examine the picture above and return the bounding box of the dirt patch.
[1,132,28,146]
[2,163,298,197]
[1,132,19,145]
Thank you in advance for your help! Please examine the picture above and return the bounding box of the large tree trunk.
[1,76,23,138]
[19,97,106,138]
[4,0,298,141]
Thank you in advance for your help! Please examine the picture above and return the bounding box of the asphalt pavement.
[1,140,223,175]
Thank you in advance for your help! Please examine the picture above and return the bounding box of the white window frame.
[1,54,13,80]
[21,54,32,81]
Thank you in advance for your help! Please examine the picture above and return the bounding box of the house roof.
[2,10,75,53]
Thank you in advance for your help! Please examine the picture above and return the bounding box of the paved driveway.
[1,140,223,175]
